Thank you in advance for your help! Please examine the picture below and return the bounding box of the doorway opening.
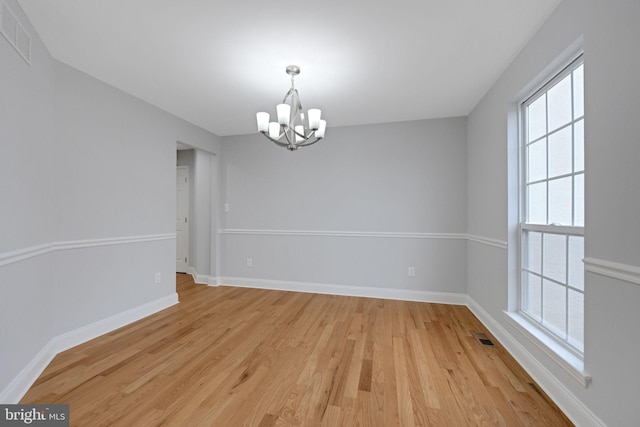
[176,145,218,285]
[176,165,189,273]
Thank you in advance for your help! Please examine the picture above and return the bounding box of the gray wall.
[1,0,57,394]
[220,118,468,293]
[0,0,220,397]
[467,0,640,425]
[3,0,639,424]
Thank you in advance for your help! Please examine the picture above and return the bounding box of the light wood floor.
[22,274,572,426]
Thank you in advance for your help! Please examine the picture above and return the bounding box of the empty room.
[1,0,639,426]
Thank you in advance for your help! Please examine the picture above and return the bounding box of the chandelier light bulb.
[268,122,280,138]
[276,104,291,126]
[256,112,269,133]
[316,120,327,139]
[308,109,321,130]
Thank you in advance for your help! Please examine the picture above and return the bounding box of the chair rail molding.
[583,257,640,285]
[0,234,176,267]
[219,229,507,249]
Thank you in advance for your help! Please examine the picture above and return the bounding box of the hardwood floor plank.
[381,301,400,427]
[20,274,573,426]
[392,337,416,427]
[407,329,440,410]
[328,339,356,406]
[401,333,431,426]
[358,359,372,392]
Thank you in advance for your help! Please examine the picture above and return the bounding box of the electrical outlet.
[224,203,230,212]
[154,272,162,284]
[408,267,415,277]
[247,258,253,267]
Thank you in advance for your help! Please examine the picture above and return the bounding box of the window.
[520,56,584,355]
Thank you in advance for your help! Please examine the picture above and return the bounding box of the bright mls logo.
[0,405,68,426]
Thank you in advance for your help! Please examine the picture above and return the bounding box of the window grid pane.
[521,229,585,351]
[520,56,584,354]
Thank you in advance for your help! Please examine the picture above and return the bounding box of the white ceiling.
[17,0,561,137]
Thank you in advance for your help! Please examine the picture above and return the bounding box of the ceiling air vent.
[1,2,31,65]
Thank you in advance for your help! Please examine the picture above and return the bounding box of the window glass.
[528,96,547,141]
[568,235,584,291]
[574,119,584,172]
[548,127,572,178]
[543,279,567,334]
[543,233,566,283]
[528,139,547,182]
[547,75,572,131]
[548,177,572,225]
[574,174,584,227]
[524,272,542,321]
[526,231,542,274]
[568,290,584,350]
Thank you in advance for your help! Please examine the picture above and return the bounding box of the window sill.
[503,311,591,387]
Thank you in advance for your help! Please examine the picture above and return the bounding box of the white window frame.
[518,55,585,360]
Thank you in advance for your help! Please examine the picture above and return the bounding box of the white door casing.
[176,166,189,273]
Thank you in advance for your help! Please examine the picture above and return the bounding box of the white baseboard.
[0,340,58,404]
[466,297,606,427]
[0,293,178,404]
[53,293,179,354]
[220,276,467,305]
[186,267,217,286]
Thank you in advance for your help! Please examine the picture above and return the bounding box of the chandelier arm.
[282,88,294,105]
[282,88,303,111]
[260,132,290,148]
[292,127,311,140]
[296,137,322,148]
[281,126,297,148]
[291,88,303,113]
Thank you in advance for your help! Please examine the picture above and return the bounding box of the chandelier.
[256,65,326,151]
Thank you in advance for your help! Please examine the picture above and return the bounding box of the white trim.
[522,223,584,236]
[466,297,605,427]
[186,266,218,286]
[0,234,176,267]
[220,228,466,240]
[54,293,179,353]
[219,276,467,305]
[0,2,31,65]
[503,311,588,386]
[0,293,178,404]
[219,229,507,250]
[466,234,508,249]
[0,340,57,404]
[584,257,640,286]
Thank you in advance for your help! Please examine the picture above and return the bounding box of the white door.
[176,166,189,273]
